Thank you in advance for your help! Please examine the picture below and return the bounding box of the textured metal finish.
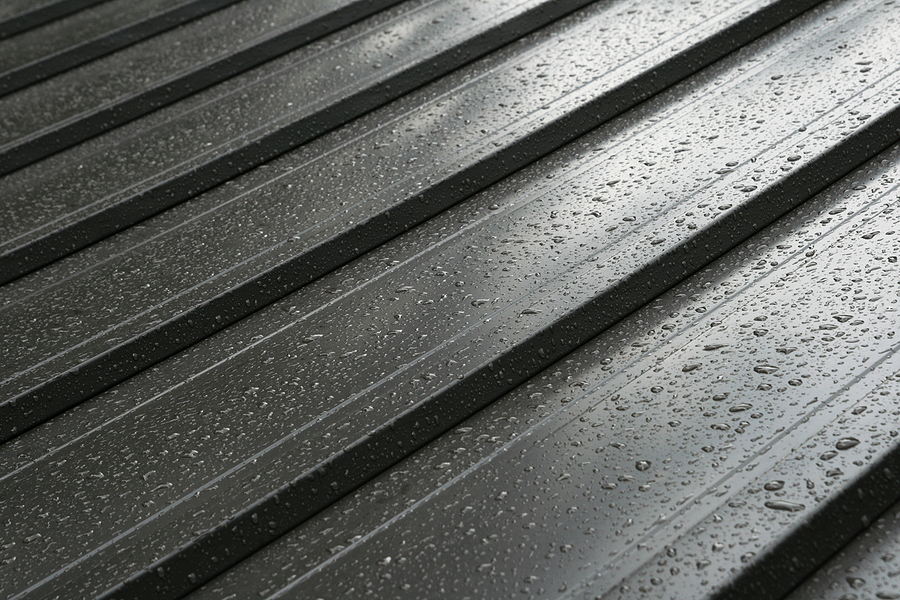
[0,0,406,176]
[2,0,900,599]
[0,0,600,283]
[0,0,110,40]
[188,87,900,600]
[0,0,243,97]
[0,0,821,442]
[786,499,900,600]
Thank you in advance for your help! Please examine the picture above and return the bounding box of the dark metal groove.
[0,0,245,98]
[0,0,110,40]
[0,0,407,176]
[0,0,825,444]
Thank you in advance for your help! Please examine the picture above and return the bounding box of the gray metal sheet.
[0,0,406,175]
[786,499,900,600]
[0,0,110,40]
[187,107,900,600]
[1,1,898,597]
[0,0,597,283]
[0,0,818,443]
[0,0,243,97]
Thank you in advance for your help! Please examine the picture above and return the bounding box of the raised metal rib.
[0,0,598,283]
[186,49,900,600]
[0,0,818,441]
[2,1,897,597]
[0,0,406,176]
[0,0,110,40]
[786,496,900,600]
[0,0,244,98]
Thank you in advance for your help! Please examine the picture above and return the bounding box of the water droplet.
[836,437,860,450]
[765,500,805,512]
[635,460,652,471]
[847,577,866,590]
[763,480,784,491]
[754,365,779,374]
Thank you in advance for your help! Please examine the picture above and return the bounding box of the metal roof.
[1,0,899,598]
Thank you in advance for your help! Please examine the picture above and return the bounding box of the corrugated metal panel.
[0,0,111,40]
[0,0,407,176]
[0,0,245,96]
[786,497,900,600]
[1,1,899,599]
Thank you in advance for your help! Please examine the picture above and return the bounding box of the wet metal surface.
[0,0,243,97]
[0,0,601,283]
[0,0,405,176]
[0,0,820,441]
[0,0,110,40]
[187,119,900,600]
[2,0,900,599]
[786,498,900,600]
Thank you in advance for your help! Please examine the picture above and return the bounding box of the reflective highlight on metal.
[1,1,899,599]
